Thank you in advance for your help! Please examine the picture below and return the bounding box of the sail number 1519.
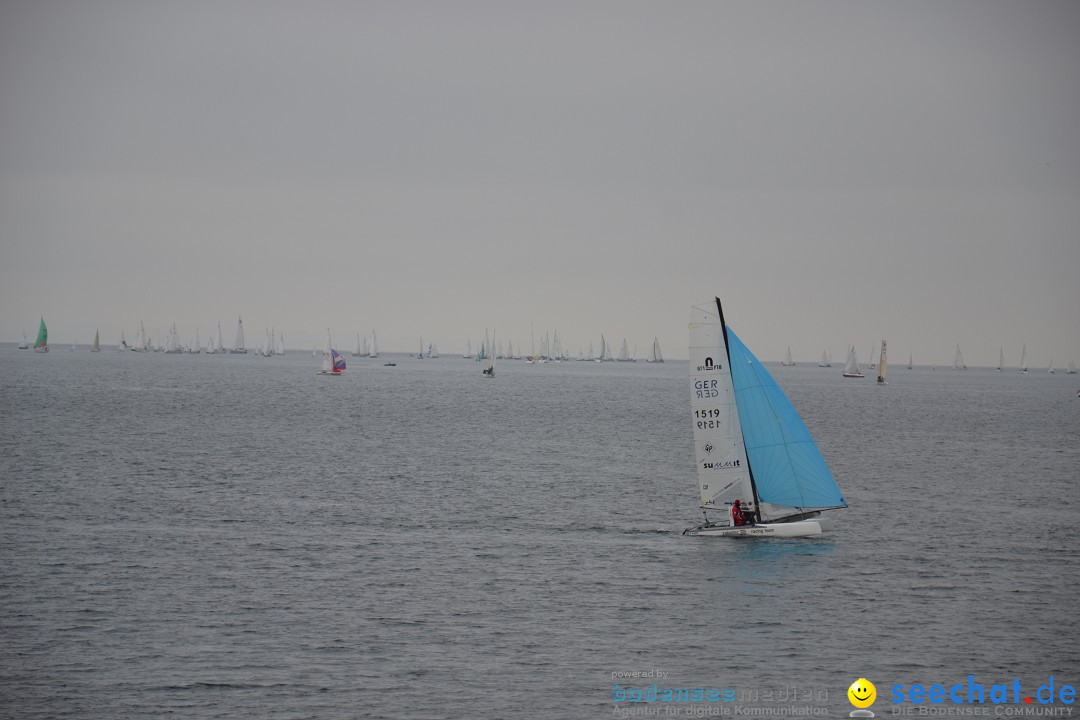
[695,407,723,429]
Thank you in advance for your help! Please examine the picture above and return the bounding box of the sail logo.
[696,357,722,372]
[702,459,740,471]
[703,443,714,454]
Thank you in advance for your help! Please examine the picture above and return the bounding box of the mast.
[714,298,763,522]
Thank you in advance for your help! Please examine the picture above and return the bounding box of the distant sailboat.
[131,321,147,352]
[617,338,632,362]
[907,353,913,370]
[91,330,100,352]
[165,323,183,353]
[353,333,363,357]
[18,330,29,349]
[368,330,379,359]
[868,341,878,370]
[319,330,345,375]
[648,337,664,363]
[1048,359,1055,375]
[953,343,966,370]
[598,334,614,362]
[818,350,831,368]
[216,321,225,353]
[1066,361,1077,375]
[118,329,128,352]
[463,339,472,359]
[482,330,496,378]
[842,346,864,378]
[33,317,48,352]
[996,348,1004,372]
[1020,345,1028,374]
[230,316,247,354]
[684,298,847,538]
[781,346,795,367]
[876,340,888,385]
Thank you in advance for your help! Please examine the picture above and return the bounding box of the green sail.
[34,317,48,351]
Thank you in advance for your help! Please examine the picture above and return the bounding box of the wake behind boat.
[684,299,847,538]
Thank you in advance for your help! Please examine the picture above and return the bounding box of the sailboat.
[463,339,472,359]
[818,350,831,368]
[876,340,888,385]
[907,353,913,370]
[1019,345,1028,374]
[1066,361,1077,375]
[230,316,247,353]
[119,329,128,352]
[617,338,632,362]
[33,317,48,352]
[216,321,225,353]
[868,341,878,370]
[91,330,101,352]
[1048,359,1054,375]
[684,299,847,538]
[131,321,147,352]
[353,333,363,357]
[842,346,864,378]
[367,330,379,359]
[781,346,795,367]
[648,337,664,363]
[953,343,966,370]
[319,330,346,375]
[996,348,1004,372]
[482,330,496,378]
[18,330,29,349]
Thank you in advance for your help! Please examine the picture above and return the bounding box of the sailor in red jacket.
[731,498,754,526]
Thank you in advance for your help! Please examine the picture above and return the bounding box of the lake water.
[2,347,1078,719]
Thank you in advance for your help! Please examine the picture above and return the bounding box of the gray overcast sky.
[2,0,1078,365]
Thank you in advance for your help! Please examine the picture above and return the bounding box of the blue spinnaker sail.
[726,328,846,512]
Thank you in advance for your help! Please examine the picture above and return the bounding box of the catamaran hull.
[684,519,830,538]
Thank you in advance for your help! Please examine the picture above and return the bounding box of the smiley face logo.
[848,678,876,709]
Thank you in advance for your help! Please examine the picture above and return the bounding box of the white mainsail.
[232,316,247,353]
[689,302,755,515]
[368,330,379,358]
[617,339,631,362]
[321,329,334,373]
[953,343,966,370]
[1019,345,1028,373]
[818,350,831,367]
[91,330,100,352]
